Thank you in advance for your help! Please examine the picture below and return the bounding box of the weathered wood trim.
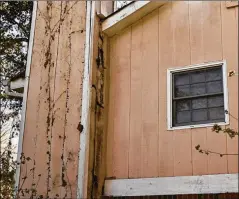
[14,0,38,193]
[96,1,114,19]
[102,1,166,37]
[104,174,239,196]
[77,1,95,198]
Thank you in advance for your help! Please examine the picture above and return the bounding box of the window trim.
[167,60,229,130]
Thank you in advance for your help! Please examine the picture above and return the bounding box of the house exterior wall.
[19,1,86,198]
[106,1,238,179]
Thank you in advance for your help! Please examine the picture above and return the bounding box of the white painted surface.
[77,1,95,198]
[96,1,114,19]
[102,1,165,36]
[167,60,229,130]
[104,174,239,196]
[14,1,38,194]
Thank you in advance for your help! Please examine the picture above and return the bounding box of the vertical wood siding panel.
[63,2,86,197]
[20,2,87,197]
[203,1,227,174]
[32,2,60,196]
[49,2,70,197]
[129,20,143,178]
[60,1,86,198]
[141,9,159,177]
[172,1,192,176]
[158,3,174,177]
[113,28,131,178]
[20,2,47,193]
[106,35,117,178]
[221,2,238,173]
[189,1,208,175]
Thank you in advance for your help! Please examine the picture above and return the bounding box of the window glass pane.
[174,73,189,86]
[191,83,206,95]
[172,65,224,127]
[192,98,207,109]
[176,111,191,124]
[207,81,222,93]
[206,67,222,81]
[191,71,205,84]
[176,100,190,111]
[209,107,225,120]
[208,95,224,107]
[175,85,190,97]
[192,109,208,122]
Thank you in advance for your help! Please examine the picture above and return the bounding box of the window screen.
[172,66,225,127]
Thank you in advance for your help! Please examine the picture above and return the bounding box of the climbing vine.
[195,71,238,157]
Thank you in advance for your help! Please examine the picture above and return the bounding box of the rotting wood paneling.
[106,1,238,179]
[20,1,86,198]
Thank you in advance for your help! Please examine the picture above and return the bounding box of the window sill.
[167,121,229,131]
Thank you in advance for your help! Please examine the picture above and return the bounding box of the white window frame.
[114,1,132,12]
[167,60,229,131]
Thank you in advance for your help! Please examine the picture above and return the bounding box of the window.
[167,61,229,130]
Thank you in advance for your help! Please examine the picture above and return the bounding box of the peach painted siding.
[106,1,238,179]
[20,2,86,198]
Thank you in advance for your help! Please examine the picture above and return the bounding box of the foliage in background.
[0,1,33,198]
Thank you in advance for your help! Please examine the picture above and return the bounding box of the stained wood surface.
[20,2,49,196]
[113,27,131,178]
[203,1,227,175]
[158,2,174,177]
[106,35,117,178]
[129,20,143,178]
[106,1,238,179]
[20,2,86,198]
[141,9,159,178]
[221,2,238,173]
[189,1,208,176]
[171,1,192,177]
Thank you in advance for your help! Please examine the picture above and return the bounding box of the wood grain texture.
[20,2,86,198]
[112,27,131,178]
[49,2,70,197]
[171,1,192,176]
[106,1,238,179]
[189,1,208,176]
[221,2,238,173]
[129,20,143,178]
[203,1,227,174]
[20,2,47,194]
[31,2,59,196]
[63,2,85,197]
[158,2,174,177]
[141,9,159,178]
